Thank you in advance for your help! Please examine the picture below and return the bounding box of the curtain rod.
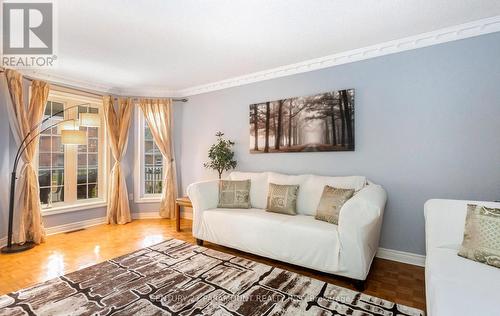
[0,69,188,103]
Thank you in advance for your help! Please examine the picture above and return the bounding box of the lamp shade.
[56,120,79,133]
[79,113,100,127]
[61,130,87,145]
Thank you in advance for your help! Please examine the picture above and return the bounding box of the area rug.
[0,239,424,315]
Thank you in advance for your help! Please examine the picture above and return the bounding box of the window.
[144,124,163,195]
[134,109,164,202]
[39,101,65,204]
[37,91,107,212]
[77,106,100,200]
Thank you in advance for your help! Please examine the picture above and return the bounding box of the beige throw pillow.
[458,204,500,269]
[217,180,251,209]
[315,186,355,224]
[266,183,299,215]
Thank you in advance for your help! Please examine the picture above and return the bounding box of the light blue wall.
[0,78,11,240]
[177,32,500,255]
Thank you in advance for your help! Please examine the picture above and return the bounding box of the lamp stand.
[1,103,93,254]
[1,172,35,253]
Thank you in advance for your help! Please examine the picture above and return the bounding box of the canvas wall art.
[249,89,354,153]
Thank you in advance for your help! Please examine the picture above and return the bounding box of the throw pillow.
[458,204,500,269]
[217,180,251,209]
[266,183,299,215]
[315,186,355,224]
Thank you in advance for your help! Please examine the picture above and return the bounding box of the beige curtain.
[5,69,49,244]
[140,98,178,218]
[103,96,133,224]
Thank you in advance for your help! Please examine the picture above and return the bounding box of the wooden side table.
[175,197,192,232]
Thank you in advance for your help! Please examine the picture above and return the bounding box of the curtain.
[5,69,49,244]
[103,96,133,224]
[140,98,177,218]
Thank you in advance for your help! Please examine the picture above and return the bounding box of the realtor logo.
[3,2,53,54]
[2,1,56,67]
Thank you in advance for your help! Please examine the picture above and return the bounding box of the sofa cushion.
[200,208,341,273]
[217,180,251,209]
[458,204,500,269]
[315,186,355,224]
[266,183,299,215]
[229,172,269,209]
[269,173,367,215]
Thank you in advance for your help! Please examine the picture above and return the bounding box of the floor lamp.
[1,104,100,253]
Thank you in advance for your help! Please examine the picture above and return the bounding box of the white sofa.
[424,199,500,316]
[187,171,387,288]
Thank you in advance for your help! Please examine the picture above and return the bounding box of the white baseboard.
[0,217,107,247]
[376,247,425,267]
[132,212,161,219]
[45,217,107,235]
[132,211,192,220]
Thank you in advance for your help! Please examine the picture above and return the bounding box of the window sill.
[41,200,107,216]
[134,196,162,204]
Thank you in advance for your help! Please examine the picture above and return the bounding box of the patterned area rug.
[0,239,424,315]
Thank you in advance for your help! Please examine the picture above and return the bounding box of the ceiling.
[25,0,500,95]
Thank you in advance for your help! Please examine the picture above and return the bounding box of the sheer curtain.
[5,69,49,244]
[103,96,133,224]
[140,98,177,218]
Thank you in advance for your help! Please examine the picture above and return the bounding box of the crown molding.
[177,15,500,97]
[11,15,500,98]
[16,69,181,98]
[17,69,120,95]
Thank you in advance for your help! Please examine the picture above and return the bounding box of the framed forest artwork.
[249,89,354,153]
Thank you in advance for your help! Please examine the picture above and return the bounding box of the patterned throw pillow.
[217,180,251,209]
[266,183,299,215]
[458,204,500,269]
[315,186,355,224]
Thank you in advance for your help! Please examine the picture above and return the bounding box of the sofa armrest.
[337,184,387,279]
[186,180,219,233]
[339,184,387,230]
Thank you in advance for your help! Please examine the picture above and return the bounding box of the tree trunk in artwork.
[275,100,283,150]
[339,91,346,147]
[264,102,270,153]
[330,102,337,146]
[324,118,330,144]
[253,105,259,150]
[288,101,292,147]
[272,104,277,144]
[292,123,297,146]
[341,90,353,148]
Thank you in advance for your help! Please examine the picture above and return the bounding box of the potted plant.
[204,131,237,179]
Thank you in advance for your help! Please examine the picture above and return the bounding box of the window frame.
[36,90,109,216]
[134,107,165,203]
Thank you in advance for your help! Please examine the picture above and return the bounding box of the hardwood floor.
[0,219,426,311]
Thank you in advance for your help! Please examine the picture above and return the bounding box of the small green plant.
[204,131,237,179]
